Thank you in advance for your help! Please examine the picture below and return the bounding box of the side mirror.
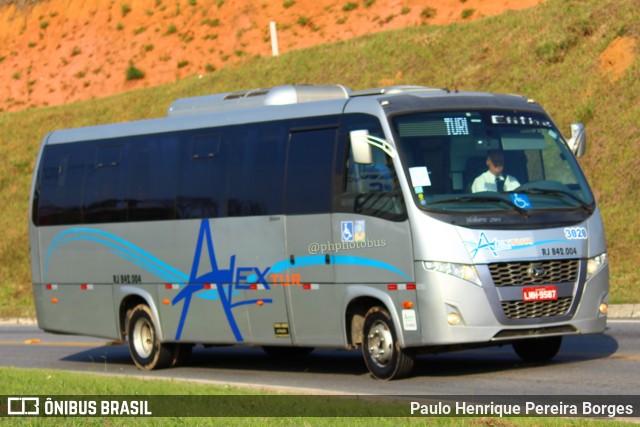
[350,130,373,164]
[567,123,587,157]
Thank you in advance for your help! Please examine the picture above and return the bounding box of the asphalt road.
[1,320,638,395]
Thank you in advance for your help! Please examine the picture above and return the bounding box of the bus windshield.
[391,110,595,216]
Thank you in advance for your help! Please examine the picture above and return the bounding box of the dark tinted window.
[34,116,343,226]
[128,134,179,221]
[227,121,286,216]
[286,126,337,214]
[83,143,127,223]
[177,132,227,219]
[36,143,86,225]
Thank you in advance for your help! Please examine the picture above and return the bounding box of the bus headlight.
[423,261,482,287]
[586,252,607,280]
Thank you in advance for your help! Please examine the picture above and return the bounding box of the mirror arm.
[365,135,396,158]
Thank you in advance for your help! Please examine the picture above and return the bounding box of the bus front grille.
[489,259,579,287]
[501,297,573,319]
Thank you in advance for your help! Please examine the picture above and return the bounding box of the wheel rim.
[367,320,394,367]
[133,317,154,359]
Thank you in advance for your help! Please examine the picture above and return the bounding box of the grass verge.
[0,367,634,426]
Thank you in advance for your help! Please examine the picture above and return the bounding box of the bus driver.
[471,150,520,193]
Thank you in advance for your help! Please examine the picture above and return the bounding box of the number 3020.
[564,227,587,240]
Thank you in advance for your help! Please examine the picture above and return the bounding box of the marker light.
[587,252,608,280]
[447,313,461,325]
[423,261,482,287]
[599,303,608,315]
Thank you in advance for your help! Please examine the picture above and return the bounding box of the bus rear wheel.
[362,306,415,380]
[512,336,562,362]
[127,304,173,370]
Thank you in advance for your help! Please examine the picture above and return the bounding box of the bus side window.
[228,121,286,216]
[177,133,225,219]
[340,137,406,221]
[36,143,86,225]
[83,143,127,224]
[128,135,179,221]
[285,126,337,215]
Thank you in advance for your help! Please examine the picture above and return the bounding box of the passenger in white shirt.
[471,150,520,193]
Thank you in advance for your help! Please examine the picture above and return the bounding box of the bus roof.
[44,85,545,145]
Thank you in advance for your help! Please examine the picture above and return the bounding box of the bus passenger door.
[333,116,415,334]
[283,125,340,346]
[333,134,413,286]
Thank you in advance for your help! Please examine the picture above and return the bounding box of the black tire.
[127,304,174,370]
[262,346,314,358]
[362,306,415,380]
[513,336,562,363]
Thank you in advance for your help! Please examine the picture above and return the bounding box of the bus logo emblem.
[528,265,546,279]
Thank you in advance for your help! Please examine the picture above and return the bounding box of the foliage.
[421,7,437,20]
[460,8,475,19]
[342,2,358,12]
[125,62,145,80]
[121,3,131,17]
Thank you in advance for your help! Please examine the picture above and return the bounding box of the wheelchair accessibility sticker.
[510,193,531,210]
[341,220,366,242]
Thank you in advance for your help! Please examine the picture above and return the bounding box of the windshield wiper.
[427,195,529,216]
[515,188,593,211]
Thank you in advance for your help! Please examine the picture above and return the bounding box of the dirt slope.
[0,0,547,112]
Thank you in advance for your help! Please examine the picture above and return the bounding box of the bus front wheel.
[362,306,415,380]
[127,304,173,370]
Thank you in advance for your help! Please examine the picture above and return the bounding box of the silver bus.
[29,85,609,379]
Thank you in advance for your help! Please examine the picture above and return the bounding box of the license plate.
[522,285,558,302]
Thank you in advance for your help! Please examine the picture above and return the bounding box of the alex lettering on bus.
[235,267,271,288]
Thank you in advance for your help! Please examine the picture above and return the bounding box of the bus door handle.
[290,255,295,265]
